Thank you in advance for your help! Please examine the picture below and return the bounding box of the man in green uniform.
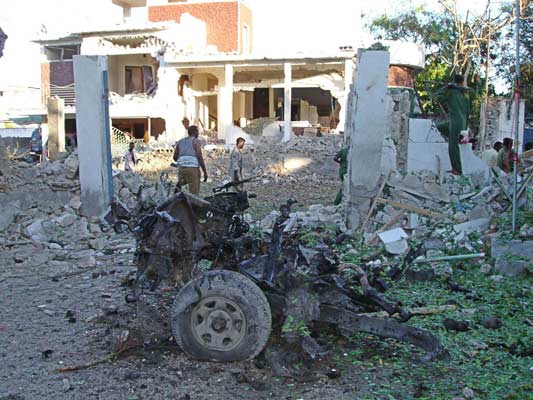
[437,74,478,176]
[333,147,349,205]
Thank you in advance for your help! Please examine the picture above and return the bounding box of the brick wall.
[388,65,416,88]
[149,2,239,52]
[50,60,74,87]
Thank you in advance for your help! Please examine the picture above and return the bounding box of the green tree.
[497,1,533,115]
[368,0,521,122]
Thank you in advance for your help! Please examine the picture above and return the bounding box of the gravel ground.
[0,236,376,400]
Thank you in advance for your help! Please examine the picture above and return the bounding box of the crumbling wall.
[480,97,526,150]
[384,90,411,173]
[344,50,390,228]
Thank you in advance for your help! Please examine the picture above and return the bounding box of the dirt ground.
[0,237,437,400]
[1,136,531,400]
[3,234,530,400]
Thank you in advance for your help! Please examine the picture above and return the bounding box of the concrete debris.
[378,228,409,255]
[490,237,533,276]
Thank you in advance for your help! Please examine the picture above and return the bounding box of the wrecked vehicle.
[109,182,448,363]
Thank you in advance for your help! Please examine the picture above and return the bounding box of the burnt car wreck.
[109,183,448,364]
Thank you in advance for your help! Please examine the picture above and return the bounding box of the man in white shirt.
[124,142,137,172]
[480,141,503,168]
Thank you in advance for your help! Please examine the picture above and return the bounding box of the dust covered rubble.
[135,134,344,184]
[358,168,532,279]
[0,147,155,274]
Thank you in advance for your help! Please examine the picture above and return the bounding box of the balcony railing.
[50,83,76,107]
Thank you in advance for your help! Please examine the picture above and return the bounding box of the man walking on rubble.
[436,74,479,176]
[173,125,208,195]
[333,146,349,205]
[229,137,246,192]
[124,142,137,172]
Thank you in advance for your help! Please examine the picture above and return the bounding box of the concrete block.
[494,258,530,276]
[408,119,446,143]
[407,120,490,186]
[47,96,65,160]
[0,202,19,231]
[453,218,490,234]
[460,143,490,187]
[491,238,533,260]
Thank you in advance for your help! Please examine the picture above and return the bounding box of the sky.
[0,0,502,89]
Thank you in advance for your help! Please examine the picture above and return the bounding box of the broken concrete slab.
[494,258,530,276]
[378,228,409,255]
[0,190,73,210]
[459,144,490,187]
[453,218,490,235]
[0,202,20,231]
[467,205,491,220]
[407,119,490,186]
[491,238,533,260]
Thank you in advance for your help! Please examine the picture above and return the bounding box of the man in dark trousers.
[437,74,478,176]
[333,146,349,205]
[173,125,207,195]
[229,137,246,192]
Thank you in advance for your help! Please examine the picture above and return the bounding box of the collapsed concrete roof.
[32,21,176,45]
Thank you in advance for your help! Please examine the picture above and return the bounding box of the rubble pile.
[258,204,345,232]
[350,167,533,278]
[0,148,160,275]
[132,134,343,184]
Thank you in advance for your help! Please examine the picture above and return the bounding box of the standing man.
[173,125,208,195]
[437,74,478,176]
[124,142,137,172]
[481,141,503,168]
[230,137,245,191]
[29,125,43,163]
[333,146,349,206]
[498,138,516,173]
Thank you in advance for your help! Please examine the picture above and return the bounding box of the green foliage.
[298,230,320,248]
[282,315,311,338]
[497,1,533,114]
[368,2,521,124]
[334,263,533,399]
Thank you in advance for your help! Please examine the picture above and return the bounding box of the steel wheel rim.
[190,296,246,351]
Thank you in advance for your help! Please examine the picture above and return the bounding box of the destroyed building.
[30,0,424,147]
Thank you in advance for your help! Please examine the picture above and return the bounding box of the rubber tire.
[171,270,272,361]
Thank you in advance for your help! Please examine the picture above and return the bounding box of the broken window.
[125,66,154,94]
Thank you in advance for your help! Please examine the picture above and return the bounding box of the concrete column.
[344,50,390,228]
[156,64,182,142]
[73,55,113,217]
[47,96,65,159]
[336,58,355,134]
[283,62,292,142]
[192,74,209,130]
[233,91,246,122]
[217,64,233,140]
[245,91,253,119]
[268,87,275,118]
[122,6,131,20]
